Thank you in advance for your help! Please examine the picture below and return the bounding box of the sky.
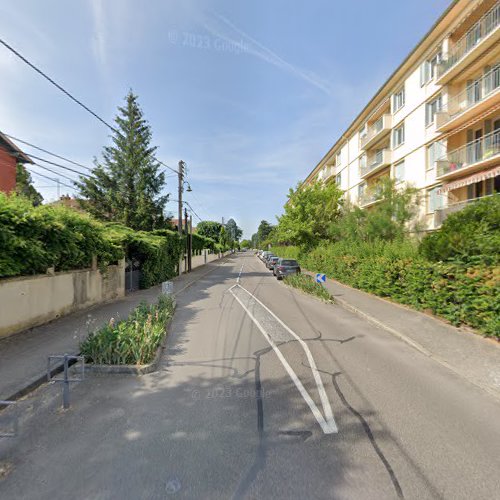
[0,0,452,238]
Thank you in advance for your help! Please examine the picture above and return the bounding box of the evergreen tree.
[15,164,43,206]
[77,91,169,231]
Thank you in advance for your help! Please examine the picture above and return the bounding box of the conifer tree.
[77,91,168,230]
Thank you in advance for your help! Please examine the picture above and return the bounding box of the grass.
[283,273,333,302]
[80,294,175,365]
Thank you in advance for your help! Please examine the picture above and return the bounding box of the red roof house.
[0,132,33,193]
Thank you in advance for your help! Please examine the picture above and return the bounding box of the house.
[0,131,33,193]
[302,0,500,231]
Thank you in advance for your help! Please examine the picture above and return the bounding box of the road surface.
[1,252,499,499]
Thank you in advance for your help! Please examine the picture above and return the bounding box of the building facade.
[303,0,500,231]
[0,132,33,193]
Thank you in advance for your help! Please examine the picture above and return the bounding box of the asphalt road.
[1,252,500,499]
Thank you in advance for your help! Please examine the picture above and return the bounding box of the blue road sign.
[316,273,326,284]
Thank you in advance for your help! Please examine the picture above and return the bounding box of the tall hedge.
[0,193,123,278]
[108,225,184,288]
[272,242,499,338]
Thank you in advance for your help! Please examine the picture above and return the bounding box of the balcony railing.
[360,114,392,149]
[435,193,498,226]
[360,149,391,177]
[436,129,500,177]
[445,65,500,118]
[438,2,500,78]
[359,191,382,207]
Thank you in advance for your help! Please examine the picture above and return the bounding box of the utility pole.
[178,160,185,235]
[184,207,189,273]
[188,215,193,272]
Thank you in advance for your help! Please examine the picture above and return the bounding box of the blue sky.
[0,0,451,238]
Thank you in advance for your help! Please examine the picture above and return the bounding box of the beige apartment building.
[303,0,500,231]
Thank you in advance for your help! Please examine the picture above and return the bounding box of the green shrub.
[284,273,333,302]
[107,224,183,288]
[272,243,499,338]
[419,195,500,266]
[0,193,123,278]
[80,295,174,365]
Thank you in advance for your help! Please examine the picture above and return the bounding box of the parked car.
[261,251,273,262]
[259,250,270,261]
[267,256,279,270]
[263,253,275,265]
[274,258,301,279]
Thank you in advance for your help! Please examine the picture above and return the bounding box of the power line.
[2,132,91,171]
[0,38,181,176]
[29,163,78,183]
[0,38,117,132]
[28,169,75,190]
[23,153,92,178]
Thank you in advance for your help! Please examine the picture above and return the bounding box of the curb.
[333,293,500,402]
[84,310,176,375]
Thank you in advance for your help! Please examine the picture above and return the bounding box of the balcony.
[434,193,498,227]
[359,149,392,179]
[359,191,383,208]
[436,129,500,180]
[437,2,500,84]
[436,66,500,132]
[360,114,392,150]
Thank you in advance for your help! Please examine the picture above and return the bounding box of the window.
[359,124,367,140]
[393,123,405,148]
[336,151,342,166]
[335,172,342,186]
[425,94,443,126]
[427,140,446,174]
[428,186,444,212]
[359,154,367,169]
[394,160,405,183]
[392,86,405,112]
[420,51,442,85]
[358,183,366,198]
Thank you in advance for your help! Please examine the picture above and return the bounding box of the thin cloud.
[202,11,334,95]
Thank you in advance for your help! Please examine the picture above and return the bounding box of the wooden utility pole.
[178,160,185,235]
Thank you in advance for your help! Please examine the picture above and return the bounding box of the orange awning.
[438,165,500,193]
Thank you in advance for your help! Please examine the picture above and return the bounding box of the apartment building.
[304,0,500,231]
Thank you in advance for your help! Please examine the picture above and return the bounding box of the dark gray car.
[274,258,301,279]
[267,256,279,270]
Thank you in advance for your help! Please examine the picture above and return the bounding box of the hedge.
[271,243,499,338]
[107,225,184,288]
[0,193,123,278]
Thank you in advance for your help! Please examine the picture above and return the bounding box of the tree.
[76,91,169,231]
[225,218,242,242]
[240,239,251,248]
[273,181,343,248]
[197,221,223,242]
[256,220,274,246]
[15,164,43,206]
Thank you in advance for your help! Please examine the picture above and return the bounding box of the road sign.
[316,273,326,283]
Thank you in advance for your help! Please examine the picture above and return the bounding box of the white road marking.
[229,283,338,434]
[237,265,244,284]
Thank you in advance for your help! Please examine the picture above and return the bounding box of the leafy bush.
[0,193,123,278]
[191,233,216,254]
[284,273,333,302]
[273,243,499,338]
[80,294,174,365]
[107,225,183,288]
[419,195,500,266]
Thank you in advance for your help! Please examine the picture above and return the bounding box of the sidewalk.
[0,259,227,402]
[320,276,500,400]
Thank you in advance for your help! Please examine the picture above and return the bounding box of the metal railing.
[438,2,500,77]
[437,129,500,176]
[435,193,498,225]
[360,114,391,148]
[445,65,500,118]
[360,149,390,177]
[359,191,381,206]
